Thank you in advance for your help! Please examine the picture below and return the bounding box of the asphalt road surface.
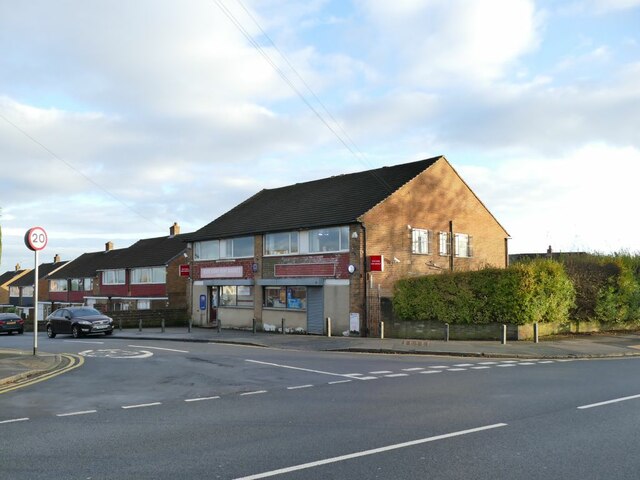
[1,333,640,479]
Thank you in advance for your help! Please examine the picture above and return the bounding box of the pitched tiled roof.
[187,156,442,241]
[9,261,69,287]
[47,234,188,279]
[0,270,29,287]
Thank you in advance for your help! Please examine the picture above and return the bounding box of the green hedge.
[393,259,575,325]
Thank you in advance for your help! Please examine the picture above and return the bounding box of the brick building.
[186,156,509,335]
[0,266,31,308]
[47,224,189,312]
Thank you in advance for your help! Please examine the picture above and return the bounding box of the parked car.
[0,313,24,335]
[46,307,114,338]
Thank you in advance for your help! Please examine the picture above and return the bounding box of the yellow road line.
[0,354,84,395]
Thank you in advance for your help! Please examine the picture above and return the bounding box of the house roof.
[9,261,69,287]
[0,270,30,287]
[186,156,442,241]
[47,234,188,279]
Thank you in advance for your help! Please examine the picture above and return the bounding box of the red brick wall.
[361,157,508,297]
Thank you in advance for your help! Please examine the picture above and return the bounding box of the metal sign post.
[24,226,48,356]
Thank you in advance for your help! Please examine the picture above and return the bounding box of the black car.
[46,307,114,338]
[0,313,24,335]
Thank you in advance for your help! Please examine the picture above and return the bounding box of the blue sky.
[1,0,639,272]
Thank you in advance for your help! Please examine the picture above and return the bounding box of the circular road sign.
[24,226,48,251]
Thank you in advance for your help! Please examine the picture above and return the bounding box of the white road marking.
[447,368,467,372]
[471,366,491,370]
[496,364,515,368]
[128,345,189,353]
[233,423,508,480]
[429,366,449,369]
[287,385,314,390]
[185,396,220,402]
[500,360,518,363]
[578,393,640,410]
[453,364,473,367]
[357,376,378,380]
[64,340,104,345]
[328,380,352,385]
[121,402,162,409]
[79,349,153,359]
[478,362,498,365]
[384,373,409,378]
[0,418,29,424]
[420,370,441,374]
[556,359,575,362]
[246,359,362,380]
[402,368,425,371]
[538,361,555,364]
[241,390,267,396]
[370,371,393,374]
[518,362,536,365]
[56,410,97,417]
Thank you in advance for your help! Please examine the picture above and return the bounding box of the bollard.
[327,317,332,337]
[119,318,122,332]
[445,323,450,342]
[138,318,142,332]
[161,318,165,333]
[534,322,539,344]
[217,318,221,334]
[380,321,385,339]
[281,318,285,335]
[252,318,256,334]
[501,324,507,345]
[188,319,192,333]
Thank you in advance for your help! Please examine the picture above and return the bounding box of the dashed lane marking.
[287,385,314,390]
[384,373,409,378]
[122,402,162,409]
[447,368,467,372]
[56,410,97,417]
[241,390,267,396]
[370,371,393,374]
[185,396,220,402]
[453,364,474,367]
[0,418,29,424]
[328,380,352,385]
[496,364,516,368]
[420,370,441,374]
[471,366,491,370]
[402,368,425,371]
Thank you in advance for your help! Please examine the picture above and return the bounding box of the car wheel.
[72,325,82,338]
[104,330,113,336]
[47,325,56,338]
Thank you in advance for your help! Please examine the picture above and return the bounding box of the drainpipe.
[361,223,367,337]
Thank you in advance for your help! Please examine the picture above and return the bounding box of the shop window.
[264,286,307,310]
[220,286,254,307]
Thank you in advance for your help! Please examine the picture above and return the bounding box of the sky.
[1,0,640,272]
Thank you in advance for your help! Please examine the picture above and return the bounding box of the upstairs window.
[439,232,451,256]
[265,232,299,256]
[412,229,431,254]
[309,226,349,253]
[9,286,19,297]
[50,279,68,292]
[454,234,473,258]
[102,269,125,285]
[194,240,220,261]
[131,267,166,284]
[22,286,34,297]
[71,278,93,291]
[195,237,254,260]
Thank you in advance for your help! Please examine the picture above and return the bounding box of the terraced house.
[186,156,509,336]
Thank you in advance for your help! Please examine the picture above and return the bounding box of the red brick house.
[47,224,189,312]
[186,156,509,335]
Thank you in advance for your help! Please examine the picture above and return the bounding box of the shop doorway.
[209,286,219,326]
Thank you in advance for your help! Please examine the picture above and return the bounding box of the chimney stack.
[54,254,61,263]
[15,263,21,271]
[170,222,180,237]
[105,241,114,252]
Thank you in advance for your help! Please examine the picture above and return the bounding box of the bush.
[393,259,575,325]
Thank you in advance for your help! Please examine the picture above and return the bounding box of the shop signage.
[368,255,384,272]
[201,266,243,278]
[179,264,190,277]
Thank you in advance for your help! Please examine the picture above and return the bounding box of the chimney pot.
[170,222,180,236]
[15,263,21,271]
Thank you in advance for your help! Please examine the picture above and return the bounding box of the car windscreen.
[70,308,102,317]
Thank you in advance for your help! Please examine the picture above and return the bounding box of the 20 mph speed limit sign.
[24,226,48,251]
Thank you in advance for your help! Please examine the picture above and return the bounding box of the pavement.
[2,327,640,389]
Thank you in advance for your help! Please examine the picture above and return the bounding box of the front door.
[306,287,324,334]
[209,287,218,326]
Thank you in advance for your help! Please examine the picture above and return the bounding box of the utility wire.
[214,0,396,194]
[0,110,165,231]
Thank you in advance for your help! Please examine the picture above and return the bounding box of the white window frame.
[195,237,254,260]
[137,300,151,310]
[412,229,431,254]
[194,240,220,261]
[21,286,34,297]
[438,232,450,256]
[308,226,350,253]
[131,267,167,284]
[264,231,300,256]
[454,233,473,258]
[102,269,125,285]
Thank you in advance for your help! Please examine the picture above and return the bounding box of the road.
[1,333,640,479]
